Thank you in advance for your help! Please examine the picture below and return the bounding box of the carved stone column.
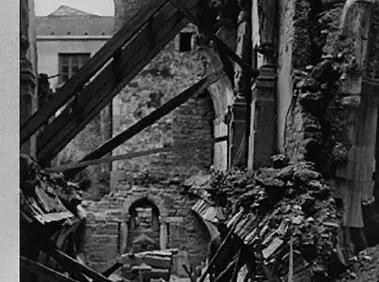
[335,0,374,230]
[119,222,128,254]
[198,0,238,170]
[333,0,375,257]
[159,221,168,250]
[230,0,252,168]
[249,65,277,169]
[248,0,278,169]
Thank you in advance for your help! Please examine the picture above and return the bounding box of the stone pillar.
[119,222,128,254]
[248,65,277,169]
[230,99,248,167]
[333,0,375,257]
[159,222,168,250]
[213,117,229,171]
[248,0,277,169]
[257,0,278,65]
[335,0,374,229]
[230,0,252,168]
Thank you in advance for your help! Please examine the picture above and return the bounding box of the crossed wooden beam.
[21,0,259,177]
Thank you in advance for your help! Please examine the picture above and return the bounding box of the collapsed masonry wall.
[283,0,379,250]
[80,184,210,276]
[284,1,351,177]
[284,0,379,177]
[366,5,379,80]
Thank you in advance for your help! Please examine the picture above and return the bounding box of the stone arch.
[127,197,161,253]
[203,47,235,171]
[123,193,169,217]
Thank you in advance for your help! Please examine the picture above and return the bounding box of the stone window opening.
[127,198,160,253]
[179,32,193,52]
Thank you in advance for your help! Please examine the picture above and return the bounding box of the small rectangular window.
[58,53,90,84]
[179,32,193,52]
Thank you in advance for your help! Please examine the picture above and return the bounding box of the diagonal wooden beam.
[24,222,111,282]
[21,256,80,282]
[63,68,224,179]
[37,0,200,166]
[168,0,259,79]
[39,240,113,282]
[20,0,169,145]
[45,139,215,173]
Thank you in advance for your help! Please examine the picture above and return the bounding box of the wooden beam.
[101,262,123,278]
[168,0,259,79]
[37,1,182,152]
[40,243,113,282]
[20,0,169,145]
[37,1,200,165]
[63,68,224,178]
[198,217,241,282]
[45,139,212,173]
[21,256,80,282]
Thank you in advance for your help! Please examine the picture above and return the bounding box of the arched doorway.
[127,198,160,253]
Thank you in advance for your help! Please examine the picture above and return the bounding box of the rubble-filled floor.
[338,244,379,282]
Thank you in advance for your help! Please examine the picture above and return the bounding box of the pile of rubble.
[118,249,178,281]
[20,154,84,225]
[337,245,379,282]
[20,155,89,281]
[186,156,345,280]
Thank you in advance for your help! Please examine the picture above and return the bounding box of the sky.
[35,0,115,16]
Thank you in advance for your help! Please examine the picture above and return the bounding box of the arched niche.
[126,198,160,253]
[123,193,169,217]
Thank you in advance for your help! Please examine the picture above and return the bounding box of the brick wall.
[80,0,218,276]
[111,18,215,182]
[80,184,210,275]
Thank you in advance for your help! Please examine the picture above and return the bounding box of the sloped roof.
[49,5,97,17]
[36,5,114,36]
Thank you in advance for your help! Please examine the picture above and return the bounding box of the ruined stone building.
[78,2,216,274]
[20,0,379,281]
[35,6,115,192]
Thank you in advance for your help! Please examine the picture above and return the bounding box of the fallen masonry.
[187,157,347,281]
[337,245,379,282]
[20,151,379,282]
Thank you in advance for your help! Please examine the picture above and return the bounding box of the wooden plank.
[41,243,113,282]
[37,1,200,165]
[63,68,224,178]
[20,0,169,144]
[168,0,259,79]
[198,218,241,282]
[45,139,214,173]
[21,256,80,282]
[101,262,123,278]
[37,1,183,154]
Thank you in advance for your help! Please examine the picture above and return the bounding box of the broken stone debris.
[187,158,343,280]
[337,245,379,282]
[20,154,83,224]
[118,249,177,281]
